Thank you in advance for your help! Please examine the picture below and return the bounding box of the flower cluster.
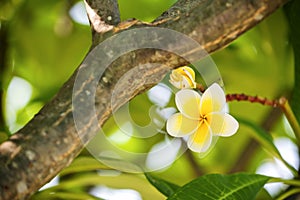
[167,66,239,153]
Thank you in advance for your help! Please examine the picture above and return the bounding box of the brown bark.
[0,0,289,199]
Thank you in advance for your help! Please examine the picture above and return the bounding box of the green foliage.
[237,117,297,176]
[145,173,180,197]
[118,0,177,22]
[1,0,91,133]
[284,1,300,123]
[167,173,270,200]
[1,0,299,199]
[10,0,91,101]
[33,157,165,200]
[60,157,112,176]
[32,191,103,200]
[146,172,273,200]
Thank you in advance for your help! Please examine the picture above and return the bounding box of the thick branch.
[84,0,120,45]
[0,0,289,199]
[85,0,120,26]
[101,0,288,52]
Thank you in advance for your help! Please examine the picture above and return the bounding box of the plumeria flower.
[166,83,239,153]
[169,66,197,89]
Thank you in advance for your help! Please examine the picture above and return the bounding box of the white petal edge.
[166,113,199,137]
[200,83,226,114]
[175,89,201,120]
[181,76,194,89]
[182,68,196,88]
[208,112,239,137]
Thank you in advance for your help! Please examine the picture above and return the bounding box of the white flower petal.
[183,67,195,79]
[181,76,194,89]
[181,67,196,88]
[207,112,239,137]
[169,79,181,89]
[200,83,226,115]
[187,122,212,153]
[175,89,201,119]
[166,113,199,137]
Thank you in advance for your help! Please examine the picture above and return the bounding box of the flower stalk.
[226,93,279,107]
[269,177,300,187]
[278,97,300,145]
[226,93,300,145]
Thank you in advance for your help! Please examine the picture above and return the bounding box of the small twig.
[278,97,300,144]
[226,93,300,145]
[226,93,279,107]
[269,178,300,200]
[196,83,205,93]
[276,188,300,200]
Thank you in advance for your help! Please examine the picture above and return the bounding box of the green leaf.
[284,1,300,123]
[145,173,180,197]
[60,157,111,176]
[238,117,298,176]
[237,118,298,176]
[37,173,165,200]
[237,117,280,157]
[167,173,270,200]
[32,191,103,200]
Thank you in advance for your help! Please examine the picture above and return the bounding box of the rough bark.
[0,0,289,199]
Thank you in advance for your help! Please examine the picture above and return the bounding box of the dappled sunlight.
[5,77,33,133]
[145,137,182,171]
[147,83,172,107]
[69,1,89,26]
[90,185,142,200]
[256,137,299,197]
[39,176,60,191]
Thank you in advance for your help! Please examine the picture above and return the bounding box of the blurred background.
[0,0,296,199]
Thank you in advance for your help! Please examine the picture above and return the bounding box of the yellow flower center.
[200,115,207,121]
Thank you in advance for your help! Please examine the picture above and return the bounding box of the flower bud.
[169,66,196,89]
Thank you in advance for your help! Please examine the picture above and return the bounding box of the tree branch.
[0,0,289,199]
[84,0,120,45]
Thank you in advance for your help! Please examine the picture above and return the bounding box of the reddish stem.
[226,93,280,107]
